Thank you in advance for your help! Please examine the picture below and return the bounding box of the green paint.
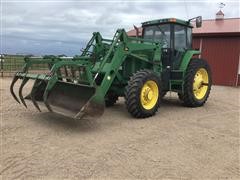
[179,50,200,71]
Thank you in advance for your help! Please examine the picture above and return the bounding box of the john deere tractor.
[10,16,211,119]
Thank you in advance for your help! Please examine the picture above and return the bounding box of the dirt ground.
[0,77,239,179]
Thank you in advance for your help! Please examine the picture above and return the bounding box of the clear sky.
[1,0,239,56]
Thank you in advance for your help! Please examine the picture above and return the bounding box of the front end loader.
[10,17,212,119]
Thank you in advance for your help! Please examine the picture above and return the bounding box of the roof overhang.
[193,32,240,37]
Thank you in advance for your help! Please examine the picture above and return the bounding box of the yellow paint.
[140,80,159,110]
[193,68,209,100]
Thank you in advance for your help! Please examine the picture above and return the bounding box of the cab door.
[172,24,192,69]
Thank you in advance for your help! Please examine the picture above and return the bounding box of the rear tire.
[182,59,212,107]
[125,70,161,118]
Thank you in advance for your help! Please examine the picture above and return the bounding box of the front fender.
[179,50,200,71]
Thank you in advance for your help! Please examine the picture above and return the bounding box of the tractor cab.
[141,17,202,69]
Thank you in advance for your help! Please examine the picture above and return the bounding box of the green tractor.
[10,16,212,119]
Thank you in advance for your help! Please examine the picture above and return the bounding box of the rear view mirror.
[188,16,202,28]
[196,16,202,28]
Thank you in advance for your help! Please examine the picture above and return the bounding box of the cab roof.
[142,18,193,28]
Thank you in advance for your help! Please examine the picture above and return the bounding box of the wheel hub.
[193,68,209,100]
[140,80,159,110]
[143,87,153,101]
[194,73,203,89]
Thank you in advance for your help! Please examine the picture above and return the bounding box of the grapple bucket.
[11,77,105,119]
[10,57,106,119]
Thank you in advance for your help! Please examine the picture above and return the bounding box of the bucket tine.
[18,77,29,108]
[70,67,75,79]
[43,90,53,112]
[10,75,20,104]
[30,79,42,112]
[44,100,53,112]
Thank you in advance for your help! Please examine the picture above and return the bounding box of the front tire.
[182,59,212,107]
[125,70,161,118]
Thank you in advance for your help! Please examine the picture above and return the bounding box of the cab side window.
[174,25,187,50]
[143,24,171,48]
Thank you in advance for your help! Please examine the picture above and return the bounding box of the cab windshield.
[143,24,171,48]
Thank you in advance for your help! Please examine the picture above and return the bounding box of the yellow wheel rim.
[140,80,159,110]
[193,68,209,100]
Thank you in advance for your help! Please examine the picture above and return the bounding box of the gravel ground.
[0,77,239,179]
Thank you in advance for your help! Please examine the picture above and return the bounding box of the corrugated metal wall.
[193,36,240,86]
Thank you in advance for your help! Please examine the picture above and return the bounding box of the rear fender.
[179,50,200,72]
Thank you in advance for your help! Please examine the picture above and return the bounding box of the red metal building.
[192,15,240,86]
[127,15,240,86]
